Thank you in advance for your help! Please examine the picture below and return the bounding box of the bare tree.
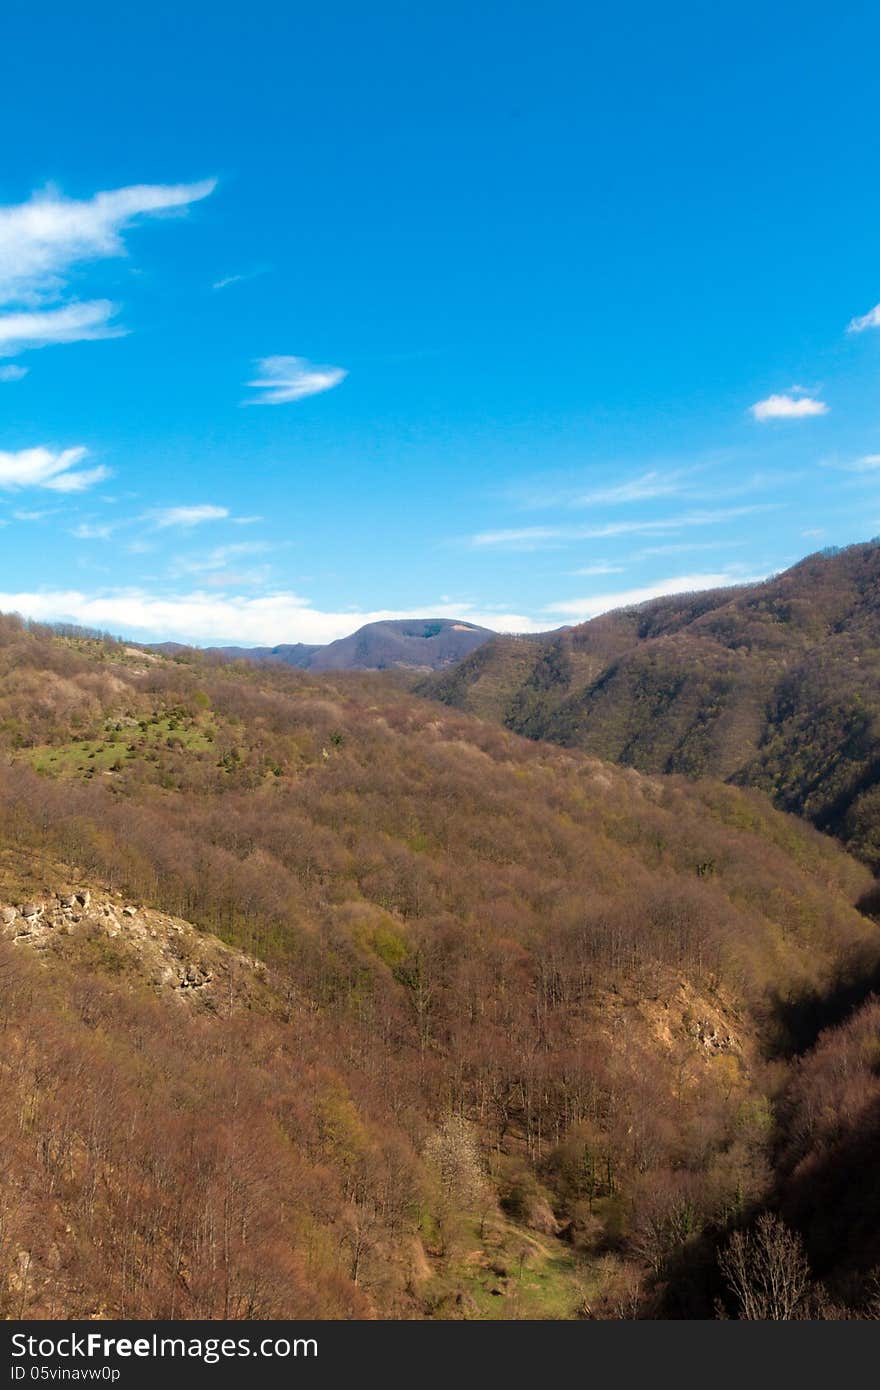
[719,1213,811,1319]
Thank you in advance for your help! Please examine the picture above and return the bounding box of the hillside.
[160,617,495,674]
[421,542,880,870]
[1,613,880,1318]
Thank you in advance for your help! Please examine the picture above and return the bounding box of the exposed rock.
[693,1018,736,1053]
[525,1196,560,1236]
[2,868,271,1015]
[180,963,213,990]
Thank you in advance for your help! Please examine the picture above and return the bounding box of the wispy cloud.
[0,446,110,493]
[469,505,774,549]
[244,355,347,405]
[750,392,829,421]
[0,301,122,357]
[212,266,268,291]
[847,303,880,334]
[71,521,116,540]
[544,571,762,622]
[571,563,624,576]
[149,504,229,529]
[634,539,747,558]
[45,465,111,493]
[508,466,694,512]
[0,179,215,359]
[0,179,217,302]
[70,502,256,540]
[571,470,687,506]
[0,364,28,381]
[827,453,880,473]
[170,541,273,579]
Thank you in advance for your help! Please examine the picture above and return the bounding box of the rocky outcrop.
[0,883,268,1011]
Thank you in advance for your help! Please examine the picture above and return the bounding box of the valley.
[1,603,879,1318]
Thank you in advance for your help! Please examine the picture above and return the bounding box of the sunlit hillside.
[1,614,879,1318]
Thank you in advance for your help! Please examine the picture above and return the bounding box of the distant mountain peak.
[155,616,495,673]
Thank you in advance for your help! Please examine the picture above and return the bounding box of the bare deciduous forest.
[1,608,879,1319]
[424,542,880,874]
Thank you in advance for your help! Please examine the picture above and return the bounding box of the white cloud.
[470,505,774,549]
[572,471,686,506]
[193,541,271,566]
[0,180,216,303]
[847,303,880,334]
[571,563,624,576]
[212,267,267,291]
[0,364,28,381]
[71,521,116,540]
[508,466,694,512]
[0,446,109,493]
[819,452,880,474]
[841,454,880,473]
[545,571,762,622]
[150,504,229,529]
[0,179,215,357]
[634,539,747,558]
[750,393,829,421]
[44,465,111,493]
[244,355,347,405]
[0,589,545,646]
[0,301,122,356]
[170,541,273,579]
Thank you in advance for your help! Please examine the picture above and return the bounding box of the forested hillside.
[1,613,880,1318]
[422,542,880,871]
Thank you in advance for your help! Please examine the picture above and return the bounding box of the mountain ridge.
[419,541,880,870]
[152,616,495,673]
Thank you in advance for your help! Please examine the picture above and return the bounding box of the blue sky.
[1,0,879,645]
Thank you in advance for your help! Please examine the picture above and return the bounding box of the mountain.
[162,639,322,668]
[2,611,879,1318]
[159,618,495,674]
[421,542,880,872]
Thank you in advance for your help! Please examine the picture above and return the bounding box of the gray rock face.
[20,902,43,919]
[1,906,17,926]
[58,894,77,908]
